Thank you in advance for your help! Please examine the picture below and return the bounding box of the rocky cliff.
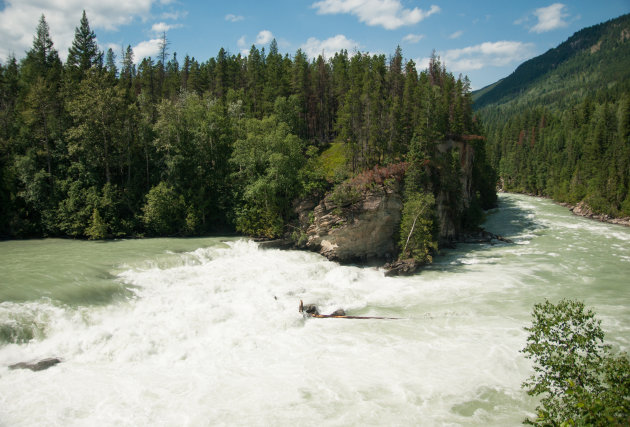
[434,136,477,242]
[301,181,403,262]
[295,137,483,263]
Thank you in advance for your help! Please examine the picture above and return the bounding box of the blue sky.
[1,1,628,89]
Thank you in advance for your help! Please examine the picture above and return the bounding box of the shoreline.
[558,201,630,227]
[499,190,630,228]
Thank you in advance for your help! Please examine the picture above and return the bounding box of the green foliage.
[153,91,233,232]
[233,205,283,238]
[398,192,437,263]
[318,142,349,183]
[142,182,185,235]
[230,116,305,237]
[66,10,101,78]
[522,299,630,425]
[484,98,630,217]
[298,145,328,197]
[0,13,493,241]
[328,183,362,208]
[86,208,107,240]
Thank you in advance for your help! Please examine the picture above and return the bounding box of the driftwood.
[9,357,62,371]
[299,300,401,320]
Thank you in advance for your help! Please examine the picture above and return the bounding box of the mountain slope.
[474,13,630,111]
[478,14,630,219]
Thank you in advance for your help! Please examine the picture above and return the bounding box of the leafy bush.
[234,205,283,238]
[86,208,107,240]
[522,299,630,425]
[142,182,186,235]
[328,183,362,208]
[230,116,305,237]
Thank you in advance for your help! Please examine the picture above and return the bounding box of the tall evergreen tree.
[66,10,101,78]
[105,48,117,78]
[22,15,61,83]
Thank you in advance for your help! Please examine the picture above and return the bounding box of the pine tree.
[67,11,101,78]
[22,15,61,83]
[105,48,117,78]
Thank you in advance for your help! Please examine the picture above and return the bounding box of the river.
[0,193,629,426]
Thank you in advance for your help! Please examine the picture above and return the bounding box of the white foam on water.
[0,239,538,426]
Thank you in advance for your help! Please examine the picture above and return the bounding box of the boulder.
[384,258,420,276]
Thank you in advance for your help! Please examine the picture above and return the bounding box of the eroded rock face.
[304,184,403,263]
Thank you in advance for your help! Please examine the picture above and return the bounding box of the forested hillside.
[478,14,630,217]
[0,12,495,243]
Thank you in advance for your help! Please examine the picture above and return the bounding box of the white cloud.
[161,10,187,20]
[449,30,463,39]
[237,35,249,55]
[256,30,274,45]
[301,34,359,58]
[132,38,162,62]
[151,22,181,34]
[415,56,431,70]
[513,16,528,26]
[225,13,244,23]
[531,3,569,33]
[312,0,440,30]
[237,35,247,48]
[105,42,121,53]
[0,0,169,61]
[425,41,536,73]
[402,33,424,44]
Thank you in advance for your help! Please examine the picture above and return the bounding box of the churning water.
[1,194,629,426]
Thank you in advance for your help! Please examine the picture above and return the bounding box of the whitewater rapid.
[1,194,629,426]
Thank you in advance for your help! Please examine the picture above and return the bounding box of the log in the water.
[299,300,401,319]
[309,313,402,319]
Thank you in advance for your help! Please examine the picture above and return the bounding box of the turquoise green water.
[0,237,234,305]
[0,194,628,425]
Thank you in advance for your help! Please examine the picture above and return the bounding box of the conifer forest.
[0,13,495,240]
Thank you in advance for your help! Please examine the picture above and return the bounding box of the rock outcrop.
[435,136,476,242]
[570,201,630,227]
[294,136,490,268]
[302,181,403,262]
[383,258,420,276]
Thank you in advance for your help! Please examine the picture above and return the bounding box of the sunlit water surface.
[1,193,629,426]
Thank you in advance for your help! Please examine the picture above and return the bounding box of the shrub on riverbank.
[522,299,630,425]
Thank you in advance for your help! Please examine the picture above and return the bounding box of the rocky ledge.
[566,201,630,227]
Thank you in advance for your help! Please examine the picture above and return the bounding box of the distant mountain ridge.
[477,13,630,220]
[473,13,630,110]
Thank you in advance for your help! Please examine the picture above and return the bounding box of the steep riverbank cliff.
[299,175,404,263]
[292,136,494,265]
